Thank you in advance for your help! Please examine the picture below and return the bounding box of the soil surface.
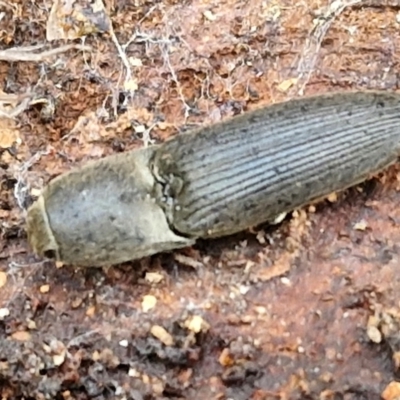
[2,1,400,399]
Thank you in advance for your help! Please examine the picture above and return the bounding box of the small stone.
[239,285,249,295]
[142,295,157,312]
[354,220,368,231]
[367,315,379,327]
[0,361,8,371]
[134,125,146,133]
[62,390,71,400]
[277,78,297,92]
[178,368,193,384]
[0,308,10,319]
[367,326,382,344]
[203,10,216,21]
[184,315,210,333]
[129,57,143,67]
[39,284,50,293]
[98,348,119,367]
[43,344,51,353]
[327,192,337,203]
[256,230,266,244]
[0,119,19,148]
[11,330,31,341]
[71,297,83,309]
[53,353,66,366]
[145,272,164,284]
[382,381,400,400]
[319,371,333,383]
[219,348,233,366]
[49,340,67,366]
[0,271,7,288]
[152,379,165,395]
[150,325,174,346]
[255,306,267,315]
[128,367,140,377]
[124,79,138,92]
[27,319,37,330]
[86,305,96,317]
[393,352,400,369]
[280,277,291,286]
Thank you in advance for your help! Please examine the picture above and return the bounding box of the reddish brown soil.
[2,1,400,399]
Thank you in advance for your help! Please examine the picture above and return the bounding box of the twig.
[67,330,101,348]
[0,44,91,62]
[161,41,191,120]
[0,1,17,10]
[139,122,157,147]
[0,92,29,103]
[174,253,204,269]
[14,149,50,210]
[109,25,132,83]
[132,31,173,45]
[291,0,363,96]
[3,261,44,309]
[0,95,32,119]
[123,5,159,50]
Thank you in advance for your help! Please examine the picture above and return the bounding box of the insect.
[26,91,400,267]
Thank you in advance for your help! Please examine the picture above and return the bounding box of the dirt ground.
[2,0,400,399]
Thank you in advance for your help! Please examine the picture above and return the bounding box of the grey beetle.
[27,91,400,266]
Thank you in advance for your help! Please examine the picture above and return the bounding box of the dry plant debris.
[1,0,400,399]
[46,0,111,40]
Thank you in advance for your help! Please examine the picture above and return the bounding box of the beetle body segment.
[27,148,194,267]
[155,91,400,237]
